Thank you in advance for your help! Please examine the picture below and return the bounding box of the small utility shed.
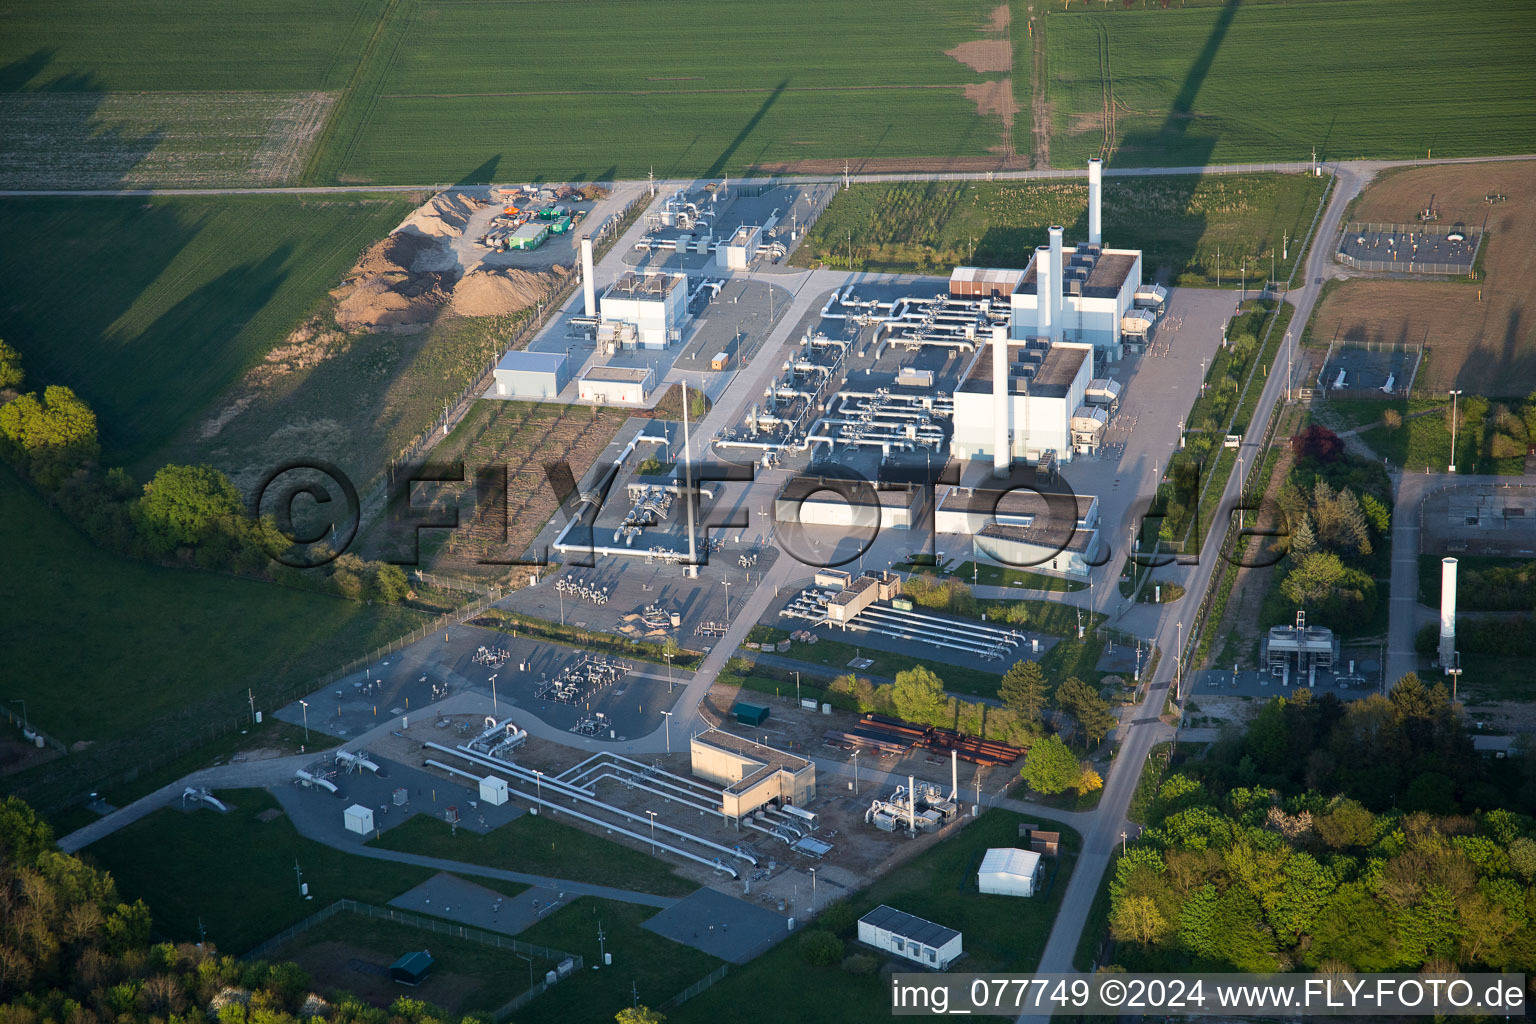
[388,950,434,986]
[978,847,1043,897]
[493,350,569,399]
[732,702,769,726]
[857,905,962,969]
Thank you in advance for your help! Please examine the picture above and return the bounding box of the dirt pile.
[332,230,458,330]
[450,265,569,317]
[398,191,488,238]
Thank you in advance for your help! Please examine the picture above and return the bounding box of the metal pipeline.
[424,742,757,866]
[423,759,739,879]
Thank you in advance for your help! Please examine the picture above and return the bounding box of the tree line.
[1104,677,1536,972]
[0,341,409,606]
[0,797,483,1024]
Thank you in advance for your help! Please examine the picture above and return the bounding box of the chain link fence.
[661,964,731,1010]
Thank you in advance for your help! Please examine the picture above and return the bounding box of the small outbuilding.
[343,804,374,836]
[479,775,509,806]
[388,950,435,986]
[732,702,770,726]
[857,905,962,969]
[977,847,1043,897]
[493,350,569,399]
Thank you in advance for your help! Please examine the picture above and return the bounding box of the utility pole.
[1448,389,1463,472]
[794,670,801,705]
[248,689,255,726]
[598,922,607,966]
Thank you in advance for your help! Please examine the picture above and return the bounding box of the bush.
[817,899,857,936]
[799,930,844,966]
[843,953,878,975]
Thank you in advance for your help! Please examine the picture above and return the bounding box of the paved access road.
[1026,155,1369,988]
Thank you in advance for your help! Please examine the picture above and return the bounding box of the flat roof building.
[578,363,655,405]
[601,270,688,349]
[857,905,962,969]
[690,729,816,821]
[491,350,569,399]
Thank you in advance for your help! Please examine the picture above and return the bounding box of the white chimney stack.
[1049,225,1065,340]
[1088,158,1103,246]
[580,235,596,318]
[991,325,1010,478]
[950,750,958,803]
[1439,557,1458,668]
[1035,245,1053,342]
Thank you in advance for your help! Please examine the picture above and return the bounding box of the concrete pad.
[642,886,788,964]
[274,756,526,846]
[389,872,569,936]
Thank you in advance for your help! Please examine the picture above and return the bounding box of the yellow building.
[690,729,816,821]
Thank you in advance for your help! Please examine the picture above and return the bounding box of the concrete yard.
[390,872,569,937]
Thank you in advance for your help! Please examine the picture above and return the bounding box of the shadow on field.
[0,190,295,459]
[706,77,787,178]
[457,153,501,185]
[0,52,165,190]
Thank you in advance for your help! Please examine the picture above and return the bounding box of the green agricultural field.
[0,195,411,464]
[792,173,1326,286]
[301,0,1017,184]
[83,789,433,954]
[0,464,428,753]
[0,0,377,92]
[1043,0,1536,167]
[671,810,1080,1024]
[0,0,379,186]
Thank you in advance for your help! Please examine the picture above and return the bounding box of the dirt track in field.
[1311,161,1536,396]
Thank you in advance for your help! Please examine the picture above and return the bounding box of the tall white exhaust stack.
[1087,158,1103,246]
[991,325,1011,478]
[950,750,958,803]
[1035,245,1053,342]
[580,235,596,317]
[1439,557,1458,668]
[1048,225,1065,341]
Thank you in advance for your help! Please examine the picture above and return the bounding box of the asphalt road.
[1025,157,1368,990]
[3,154,1533,198]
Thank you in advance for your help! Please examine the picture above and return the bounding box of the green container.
[732,702,770,726]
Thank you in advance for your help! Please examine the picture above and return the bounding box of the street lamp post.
[1448,389,1463,473]
[810,867,818,914]
[794,671,801,705]
[533,770,544,810]
[851,750,860,796]
[1174,621,1185,701]
[646,810,658,855]
[8,699,26,735]
[299,700,310,744]
[489,673,498,716]
[722,579,732,622]
[665,652,674,694]
[661,710,673,753]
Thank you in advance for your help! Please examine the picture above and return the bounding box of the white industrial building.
[492,350,569,399]
[716,223,762,270]
[940,160,1170,478]
[600,270,688,349]
[950,333,1095,466]
[578,364,656,405]
[977,847,1043,897]
[857,905,962,969]
[936,487,1102,581]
